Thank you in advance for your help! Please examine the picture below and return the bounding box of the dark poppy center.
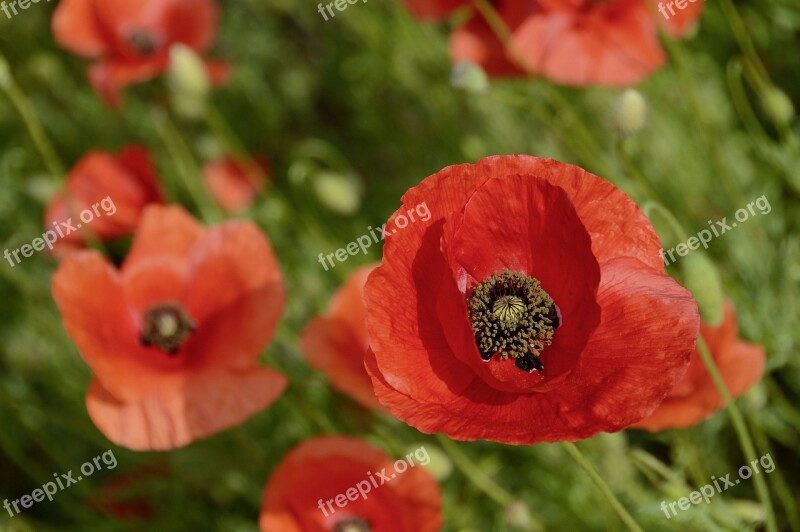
[140,302,196,355]
[467,271,560,373]
[126,29,161,56]
[333,516,372,532]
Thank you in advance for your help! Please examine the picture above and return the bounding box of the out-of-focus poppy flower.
[509,0,671,87]
[203,156,269,213]
[634,301,765,431]
[450,1,540,77]
[44,146,164,257]
[407,0,703,86]
[259,436,443,532]
[52,0,229,107]
[52,205,287,451]
[364,155,700,444]
[87,465,166,521]
[300,264,386,412]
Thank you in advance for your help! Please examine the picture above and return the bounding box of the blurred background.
[0,0,799,530]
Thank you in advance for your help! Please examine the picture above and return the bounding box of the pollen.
[467,271,560,372]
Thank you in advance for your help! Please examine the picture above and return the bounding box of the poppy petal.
[86,368,287,451]
[52,0,107,57]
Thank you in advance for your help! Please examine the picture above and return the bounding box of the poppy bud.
[760,86,795,128]
[404,444,453,480]
[312,170,363,215]
[451,60,490,94]
[167,44,210,119]
[612,89,648,137]
[680,252,724,326]
[504,501,535,529]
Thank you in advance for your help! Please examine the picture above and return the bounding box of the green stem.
[713,0,771,88]
[0,56,65,181]
[660,37,744,207]
[614,138,659,201]
[745,406,800,532]
[695,337,777,532]
[435,434,515,508]
[642,201,690,242]
[152,108,222,223]
[562,442,643,532]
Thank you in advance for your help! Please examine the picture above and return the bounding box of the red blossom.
[364,155,700,444]
[52,205,287,450]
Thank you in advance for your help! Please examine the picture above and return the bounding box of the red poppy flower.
[444,0,703,86]
[450,1,540,77]
[259,436,443,532]
[52,0,228,107]
[44,146,164,257]
[300,264,386,412]
[634,301,765,431]
[364,155,700,444]
[52,205,287,450]
[203,156,269,213]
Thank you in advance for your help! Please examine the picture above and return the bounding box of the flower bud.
[681,252,724,326]
[451,61,489,94]
[313,170,363,215]
[404,444,452,481]
[167,44,210,119]
[760,86,795,128]
[612,89,648,137]
[504,500,533,529]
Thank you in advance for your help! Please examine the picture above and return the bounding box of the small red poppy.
[203,156,269,213]
[52,0,228,106]
[300,264,386,412]
[259,436,443,532]
[634,301,765,431]
[364,155,700,444]
[52,205,287,450]
[44,146,164,257]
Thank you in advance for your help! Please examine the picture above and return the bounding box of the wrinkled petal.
[86,368,286,451]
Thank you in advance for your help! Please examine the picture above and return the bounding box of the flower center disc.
[140,302,196,355]
[467,271,560,373]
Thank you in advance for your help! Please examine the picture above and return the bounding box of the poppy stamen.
[140,302,196,355]
[467,271,560,373]
[127,30,161,56]
[333,516,372,532]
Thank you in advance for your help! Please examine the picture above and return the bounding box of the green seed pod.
[760,86,795,128]
[313,170,363,216]
[167,44,210,119]
[681,252,725,326]
[612,89,648,137]
[403,444,453,481]
[450,61,490,95]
